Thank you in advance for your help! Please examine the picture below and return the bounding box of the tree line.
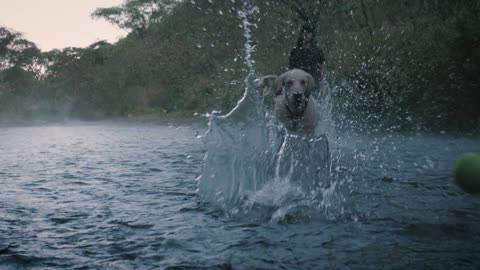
[0,0,479,131]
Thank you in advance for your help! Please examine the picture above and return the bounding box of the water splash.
[196,4,351,222]
[237,3,258,77]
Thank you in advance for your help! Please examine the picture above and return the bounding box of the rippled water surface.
[1,122,479,269]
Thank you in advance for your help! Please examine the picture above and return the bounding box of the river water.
[0,120,479,269]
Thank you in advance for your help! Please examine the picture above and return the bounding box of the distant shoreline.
[0,112,209,128]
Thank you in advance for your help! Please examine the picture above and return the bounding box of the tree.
[92,0,179,35]
[0,27,39,70]
[278,0,324,26]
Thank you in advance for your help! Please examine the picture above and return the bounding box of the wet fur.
[256,69,319,132]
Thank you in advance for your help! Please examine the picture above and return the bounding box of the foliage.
[327,0,480,131]
[91,0,178,35]
[0,0,479,131]
[1,27,39,70]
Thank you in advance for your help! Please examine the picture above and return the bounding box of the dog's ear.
[254,75,278,97]
[305,73,315,97]
[273,74,284,96]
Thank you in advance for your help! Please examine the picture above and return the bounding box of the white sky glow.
[0,0,127,51]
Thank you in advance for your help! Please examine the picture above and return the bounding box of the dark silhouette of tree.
[0,27,39,70]
[92,0,177,36]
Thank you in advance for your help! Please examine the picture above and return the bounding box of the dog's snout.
[292,92,303,100]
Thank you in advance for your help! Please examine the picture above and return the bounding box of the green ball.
[455,153,480,193]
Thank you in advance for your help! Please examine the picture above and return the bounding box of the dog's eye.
[285,80,293,86]
[300,80,306,85]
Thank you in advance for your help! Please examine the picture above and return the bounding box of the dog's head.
[274,69,315,115]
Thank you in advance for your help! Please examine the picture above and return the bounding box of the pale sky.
[0,0,128,51]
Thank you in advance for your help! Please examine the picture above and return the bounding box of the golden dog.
[256,69,319,132]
